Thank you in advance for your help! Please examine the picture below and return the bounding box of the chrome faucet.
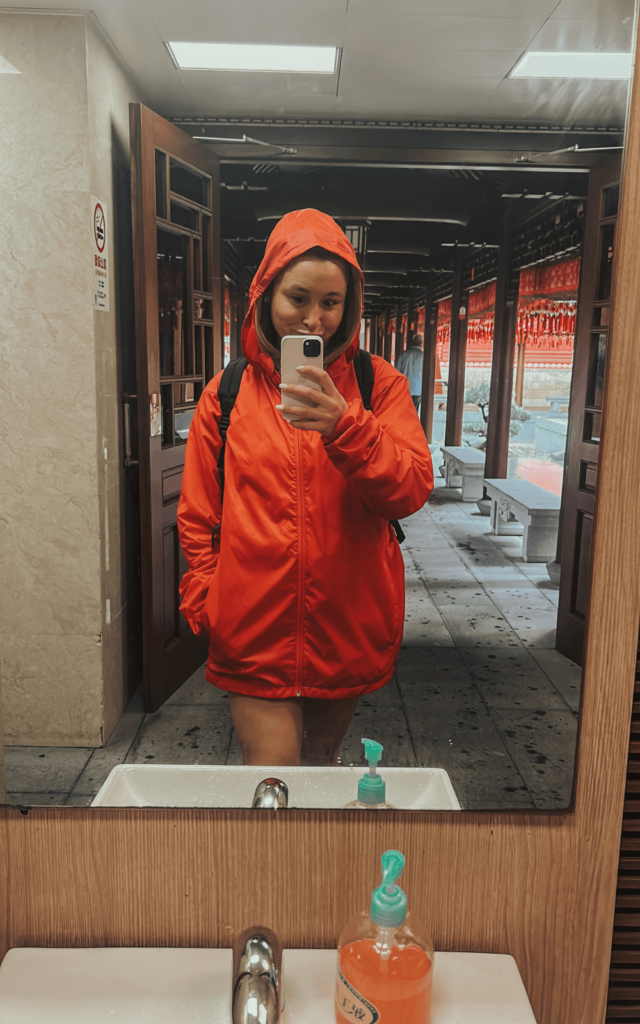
[252,777,288,809]
[232,926,283,1024]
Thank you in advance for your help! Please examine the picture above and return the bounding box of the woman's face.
[269,255,349,344]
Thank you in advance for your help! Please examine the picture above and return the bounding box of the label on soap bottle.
[335,968,380,1023]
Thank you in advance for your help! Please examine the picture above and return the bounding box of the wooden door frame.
[556,156,622,665]
[130,104,222,709]
[3,44,640,1024]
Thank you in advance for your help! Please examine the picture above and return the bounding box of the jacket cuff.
[322,400,377,470]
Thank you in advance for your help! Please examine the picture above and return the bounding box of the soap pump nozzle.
[371,849,407,928]
[357,737,386,805]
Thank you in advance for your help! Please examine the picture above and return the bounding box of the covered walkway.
[4,466,579,810]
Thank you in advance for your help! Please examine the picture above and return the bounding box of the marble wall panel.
[0,15,90,194]
[85,22,144,739]
[2,633,104,747]
[0,14,142,746]
[0,190,102,638]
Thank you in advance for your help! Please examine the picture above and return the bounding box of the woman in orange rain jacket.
[177,209,433,766]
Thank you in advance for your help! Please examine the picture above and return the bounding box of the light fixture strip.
[510,51,633,80]
[167,41,338,75]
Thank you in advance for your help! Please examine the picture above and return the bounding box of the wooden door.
[556,156,621,666]
[130,104,223,711]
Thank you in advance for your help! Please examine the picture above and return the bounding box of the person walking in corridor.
[177,210,433,767]
[395,334,424,412]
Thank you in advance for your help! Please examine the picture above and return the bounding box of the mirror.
[1,0,635,813]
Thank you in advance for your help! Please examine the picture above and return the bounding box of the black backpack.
[213,349,405,544]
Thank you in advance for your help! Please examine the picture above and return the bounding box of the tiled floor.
[4,462,581,810]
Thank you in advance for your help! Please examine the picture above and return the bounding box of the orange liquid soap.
[337,938,432,1024]
[335,849,434,1024]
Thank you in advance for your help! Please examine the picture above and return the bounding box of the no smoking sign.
[91,195,109,311]
[94,202,106,253]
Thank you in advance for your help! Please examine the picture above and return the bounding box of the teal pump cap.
[371,850,407,928]
[357,738,386,805]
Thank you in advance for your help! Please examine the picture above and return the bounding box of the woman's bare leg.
[300,696,360,766]
[228,693,303,765]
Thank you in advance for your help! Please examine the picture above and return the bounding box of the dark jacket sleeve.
[322,358,434,521]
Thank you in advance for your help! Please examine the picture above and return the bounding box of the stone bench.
[484,478,561,563]
[545,395,570,414]
[441,445,486,502]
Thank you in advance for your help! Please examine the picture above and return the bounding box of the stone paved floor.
[4,465,580,810]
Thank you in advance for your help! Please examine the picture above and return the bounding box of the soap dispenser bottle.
[345,738,396,809]
[335,850,434,1024]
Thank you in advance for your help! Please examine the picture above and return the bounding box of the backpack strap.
[212,357,247,546]
[352,349,405,545]
[353,349,375,411]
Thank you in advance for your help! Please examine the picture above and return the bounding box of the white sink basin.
[91,764,461,810]
[0,948,537,1023]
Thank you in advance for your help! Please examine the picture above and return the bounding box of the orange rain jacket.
[177,210,434,699]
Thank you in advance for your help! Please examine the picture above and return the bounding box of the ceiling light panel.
[510,51,633,79]
[167,41,338,74]
[0,55,20,74]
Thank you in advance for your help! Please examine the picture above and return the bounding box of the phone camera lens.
[304,338,321,357]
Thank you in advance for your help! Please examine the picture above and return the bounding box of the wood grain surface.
[3,32,640,1024]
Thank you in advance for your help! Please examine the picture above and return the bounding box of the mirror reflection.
[1,0,634,812]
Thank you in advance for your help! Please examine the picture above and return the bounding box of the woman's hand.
[276,365,348,438]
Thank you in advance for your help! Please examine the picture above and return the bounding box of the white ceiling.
[0,0,635,125]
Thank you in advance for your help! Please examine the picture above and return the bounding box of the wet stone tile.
[68,689,146,798]
[436,605,522,649]
[125,704,234,766]
[165,664,222,705]
[65,793,94,807]
[396,646,472,685]
[343,678,416,767]
[4,792,69,806]
[460,647,568,710]
[403,578,454,647]
[4,746,93,794]
[427,582,490,602]
[225,732,243,766]
[492,709,577,809]
[493,598,558,630]
[515,627,558,650]
[395,672,533,810]
[528,649,582,714]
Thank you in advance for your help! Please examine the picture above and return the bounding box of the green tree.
[463,383,532,442]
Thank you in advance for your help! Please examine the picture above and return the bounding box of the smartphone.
[279,335,324,422]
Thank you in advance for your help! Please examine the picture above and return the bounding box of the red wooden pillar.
[420,277,436,442]
[445,252,468,446]
[485,225,518,479]
[376,315,384,356]
[383,309,393,362]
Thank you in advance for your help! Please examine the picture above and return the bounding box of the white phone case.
[280,335,324,422]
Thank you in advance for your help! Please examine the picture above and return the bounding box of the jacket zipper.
[295,429,306,698]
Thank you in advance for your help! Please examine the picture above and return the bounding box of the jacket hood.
[240,209,365,373]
